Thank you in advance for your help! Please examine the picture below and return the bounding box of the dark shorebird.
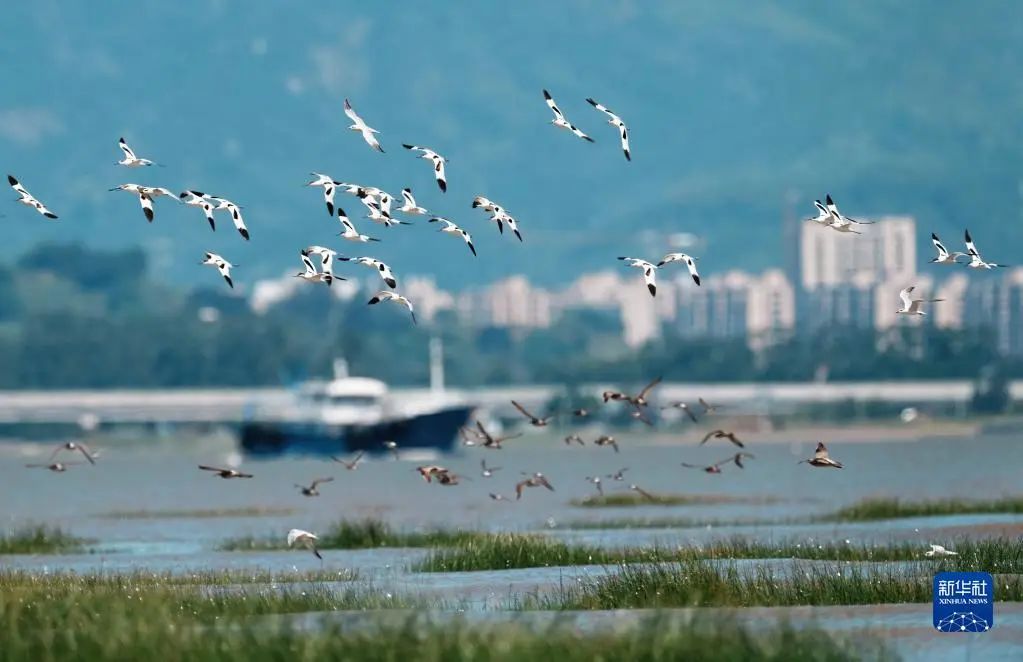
[510,400,555,427]
[606,467,629,481]
[661,402,698,423]
[700,429,745,448]
[594,435,619,453]
[799,442,843,469]
[295,477,334,497]
[415,465,449,483]
[475,421,522,450]
[515,472,555,499]
[198,465,253,479]
[564,434,585,446]
[50,441,97,465]
[332,451,364,470]
[682,452,754,474]
[602,376,662,411]
[628,483,658,501]
[572,408,590,418]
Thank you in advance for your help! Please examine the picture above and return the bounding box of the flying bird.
[367,291,416,325]
[661,402,699,423]
[698,398,723,414]
[586,97,630,160]
[8,175,58,219]
[929,233,966,265]
[628,483,658,501]
[294,253,335,286]
[49,441,97,465]
[344,98,384,152]
[602,377,662,410]
[302,246,338,277]
[209,196,249,240]
[306,173,340,216]
[657,253,701,286]
[287,528,323,560]
[799,442,843,469]
[700,429,745,448]
[116,137,158,168]
[340,256,397,288]
[337,209,381,243]
[295,477,334,497]
[924,544,958,558]
[398,188,428,215]
[563,434,585,446]
[965,229,1007,269]
[542,89,594,142]
[618,257,658,296]
[179,190,217,230]
[682,452,754,474]
[382,440,399,459]
[896,286,943,316]
[480,459,501,477]
[515,472,555,499]
[474,420,522,449]
[594,435,619,453]
[198,464,253,478]
[510,400,555,427]
[402,144,448,193]
[607,467,629,481]
[201,252,235,289]
[824,194,873,228]
[429,217,476,256]
[332,451,364,470]
[585,475,604,496]
[110,184,177,222]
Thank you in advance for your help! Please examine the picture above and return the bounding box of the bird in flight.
[8,175,58,219]
[563,434,585,446]
[344,98,384,152]
[429,217,476,256]
[823,194,873,231]
[287,528,323,560]
[332,451,364,470]
[628,483,658,501]
[474,420,522,449]
[682,452,754,474]
[480,459,501,477]
[198,464,253,478]
[110,184,178,223]
[606,467,629,481]
[294,253,335,287]
[398,188,428,215]
[116,137,159,168]
[700,429,745,448]
[602,377,662,410]
[929,233,966,265]
[799,442,843,469]
[337,209,381,243]
[209,196,249,240]
[50,441,97,465]
[542,89,594,142]
[306,173,341,217]
[661,402,699,423]
[295,477,334,497]
[367,291,416,325]
[179,190,217,230]
[510,400,555,427]
[403,144,448,193]
[586,97,630,160]
[515,472,555,499]
[201,252,236,289]
[382,440,399,459]
[585,475,604,496]
[594,435,619,453]
[896,286,943,316]
[698,398,723,415]
[340,256,397,289]
[657,253,701,286]
[964,229,1007,269]
[618,257,658,296]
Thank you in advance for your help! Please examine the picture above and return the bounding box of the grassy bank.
[823,496,1023,522]
[571,492,781,507]
[220,518,487,551]
[0,525,87,554]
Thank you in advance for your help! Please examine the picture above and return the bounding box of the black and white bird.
[201,252,235,288]
[295,477,334,497]
[586,98,630,160]
[50,440,97,465]
[618,257,658,296]
[306,173,341,217]
[471,196,517,237]
[824,194,873,233]
[364,200,409,227]
[343,98,384,153]
[367,291,416,325]
[294,253,335,286]
[287,528,323,560]
[429,217,476,256]
[402,144,448,193]
[480,459,501,478]
[493,211,522,241]
[337,209,380,243]
[965,229,1007,269]
[398,188,428,215]
[584,475,604,496]
[179,190,217,230]
[896,286,943,316]
[542,89,594,142]
[198,464,253,478]
[929,233,966,265]
[805,200,832,226]
[471,196,502,214]
[110,184,177,222]
[799,442,843,469]
[302,245,343,278]
[209,196,249,240]
[657,253,700,286]
[8,175,57,219]
[116,137,158,168]
[340,256,397,288]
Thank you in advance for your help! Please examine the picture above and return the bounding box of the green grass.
[0,525,88,554]
[0,568,358,587]
[414,535,1023,573]
[559,516,785,529]
[220,518,487,551]
[571,492,781,507]
[95,506,296,519]
[823,496,1023,522]
[535,559,1023,610]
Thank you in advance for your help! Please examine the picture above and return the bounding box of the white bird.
[209,196,249,240]
[337,209,381,243]
[542,89,594,142]
[493,211,522,242]
[924,544,958,558]
[339,256,397,288]
[116,137,158,167]
[343,98,384,153]
[302,245,339,276]
[657,253,701,286]
[402,144,448,193]
[8,175,58,219]
[367,290,416,325]
[929,233,966,265]
[805,200,832,226]
[618,257,658,297]
[365,200,409,227]
[287,528,323,560]
[179,190,217,231]
[201,252,235,289]
[824,194,873,230]
[896,286,943,316]
[429,217,476,256]
[293,253,335,286]
[306,173,341,217]
[398,188,427,215]
[471,196,514,236]
[586,98,630,160]
[471,196,503,214]
[965,229,1007,269]
[109,184,177,223]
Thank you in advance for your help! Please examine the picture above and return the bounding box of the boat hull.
[239,405,473,458]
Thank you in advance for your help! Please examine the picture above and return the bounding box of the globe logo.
[936,612,991,633]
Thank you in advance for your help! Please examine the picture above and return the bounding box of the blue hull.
[239,405,473,458]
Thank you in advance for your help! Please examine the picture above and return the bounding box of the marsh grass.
[96,506,296,519]
[823,496,1023,522]
[220,518,486,551]
[559,516,786,529]
[414,535,1023,573]
[534,559,1023,610]
[571,492,782,507]
[0,525,87,554]
[0,568,358,588]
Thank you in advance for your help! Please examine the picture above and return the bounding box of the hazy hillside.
[2,1,1021,291]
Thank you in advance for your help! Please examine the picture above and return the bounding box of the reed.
[0,525,87,554]
[220,518,486,551]
[823,496,1023,522]
[0,568,358,588]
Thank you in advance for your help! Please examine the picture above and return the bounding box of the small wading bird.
[682,452,754,474]
[403,144,448,193]
[344,98,384,152]
[586,97,630,160]
[542,89,594,142]
[896,286,943,316]
[510,400,555,427]
[306,173,340,217]
[698,397,722,415]
[965,229,1007,269]
[366,291,416,325]
[662,401,698,423]
[50,440,97,465]
[26,462,80,472]
[929,233,966,265]
[564,434,585,446]
[799,442,843,469]
[585,475,604,496]
[287,528,322,560]
[179,190,217,230]
[338,210,381,243]
[603,376,662,410]
[8,175,58,219]
[382,440,399,459]
[302,246,340,278]
[201,252,235,289]
[415,465,449,483]
[198,464,253,478]
[925,544,958,558]
[110,184,178,222]
[116,137,159,168]
[515,472,555,499]
[628,483,657,501]
[341,256,397,288]
[474,420,522,449]
[618,257,658,296]
[332,451,364,470]
[607,467,629,481]
[294,253,336,286]
[594,435,619,453]
[700,429,745,448]
[657,253,701,286]
[429,217,476,256]
[295,477,334,497]
[209,196,249,240]
[824,194,873,232]
[480,459,501,477]
[398,188,427,215]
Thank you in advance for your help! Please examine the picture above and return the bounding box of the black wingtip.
[624,151,631,161]
[385,278,397,289]
[367,297,381,305]
[693,275,701,286]
[7,175,17,185]
[656,261,665,267]
[648,284,656,296]
[617,256,627,260]
[965,229,972,241]
[584,136,595,143]
[931,232,939,240]
[327,202,334,216]
[207,218,216,231]
[44,212,58,219]
[542,89,551,99]
[239,229,250,240]
[368,237,381,242]
[586,98,597,106]
[468,243,477,257]
[826,194,834,204]
[438,180,446,193]
[514,230,522,242]
[144,208,154,222]
[402,143,414,149]
[225,277,233,289]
